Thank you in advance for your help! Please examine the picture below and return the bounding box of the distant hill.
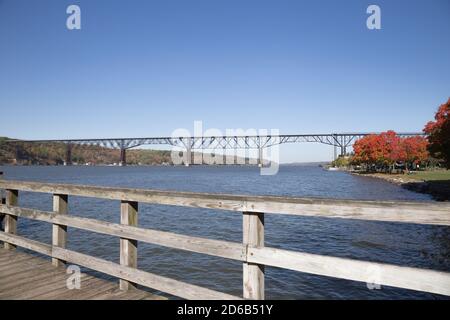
[0,137,172,166]
[0,137,252,166]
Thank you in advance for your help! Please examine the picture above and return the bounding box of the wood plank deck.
[0,248,165,300]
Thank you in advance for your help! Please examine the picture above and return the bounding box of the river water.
[0,165,449,299]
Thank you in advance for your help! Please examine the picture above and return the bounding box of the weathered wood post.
[4,189,19,250]
[52,194,68,266]
[0,172,4,204]
[243,211,265,299]
[120,200,138,290]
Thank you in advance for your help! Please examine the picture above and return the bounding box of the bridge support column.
[340,146,346,157]
[15,145,20,165]
[193,148,202,165]
[185,147,191,166]
[64,144,72,166]
[184,140,192,167]
[119,148,127,166]
[258,147,264,168]
[339,136,346,157]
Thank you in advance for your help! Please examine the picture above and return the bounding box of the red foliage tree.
[352,134,379,165]
[423,98,450,168]
[402,136,429,167]
[352,131,429,171]
[378,130,406,165]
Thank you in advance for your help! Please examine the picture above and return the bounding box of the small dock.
[0,178,450,299]
[0,249,163,300]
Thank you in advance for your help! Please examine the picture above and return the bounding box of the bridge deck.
[0,248,165,300]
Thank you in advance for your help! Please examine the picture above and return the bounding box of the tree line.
[348,98,450,172]
[0,140,173,166]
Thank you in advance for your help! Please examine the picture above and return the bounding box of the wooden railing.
[0,178,449,299]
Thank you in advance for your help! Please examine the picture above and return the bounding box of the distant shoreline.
[0,162,324,167]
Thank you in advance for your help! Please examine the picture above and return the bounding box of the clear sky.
[0,0,449,162]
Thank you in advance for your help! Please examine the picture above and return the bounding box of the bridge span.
[6,132,425,166]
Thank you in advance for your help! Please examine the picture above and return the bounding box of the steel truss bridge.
[7,132,425,166]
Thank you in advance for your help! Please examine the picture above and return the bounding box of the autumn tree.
[378,130,406,167]
[352,134,377,166]
[352,131,429,172]
[423,98,450,168]
[352,131,403,169]
[402,136,429,168]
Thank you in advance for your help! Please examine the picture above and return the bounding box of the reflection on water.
[1,165,449,299]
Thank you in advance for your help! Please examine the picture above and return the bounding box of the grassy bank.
[405,170,450,181]
[354,170,450,201]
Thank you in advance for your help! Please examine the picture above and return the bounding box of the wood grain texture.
[0,248,163,300]
[247,246,450,296]
[120,200,138,290]
[0,233,239,300]
[0,173,4,227]
[3,190,18,250]
[1,179,450,299]
[1,215,449,297]
[52,247,240,300]
[1,180,449,225]
[52,194,68,267]
[0,231,53,256]
[0,205,245,261]
[243,212,264,300]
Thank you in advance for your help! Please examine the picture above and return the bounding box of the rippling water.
[1,165,449,299]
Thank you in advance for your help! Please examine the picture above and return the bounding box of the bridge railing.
[0,179,449,299]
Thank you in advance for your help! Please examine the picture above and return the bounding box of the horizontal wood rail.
[0,205,245,261]
[1,179,450,299]
[1,180,449,225]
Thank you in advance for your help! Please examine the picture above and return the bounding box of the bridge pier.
[258,147,264,168]
[340,146,346,157]
[15,145,20,165]
[64,144,72,166]
[339,136,346,157]
[184,146,191,166]
[119,148,127,166]
[184,138,192,166]
[193,148,202,165]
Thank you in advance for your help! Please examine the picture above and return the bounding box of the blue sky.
[0,0,449,162]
